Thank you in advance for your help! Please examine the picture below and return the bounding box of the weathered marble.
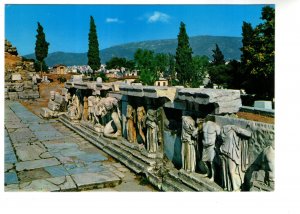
[71,171,121,190]
[15,144,47,161]
[176,88,242,114]
[181,116,198,173]
[16,158,61,171]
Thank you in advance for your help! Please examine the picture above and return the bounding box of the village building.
[52,64,67,74]
[154,77,168,87]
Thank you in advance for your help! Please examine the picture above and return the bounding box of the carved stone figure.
[202,121,221,181]
[126,105,137,143]
[67,94,81,120]
[103,97,122,139]
[82,96,89,121]
[181,116,198,173]
[261,144,274,186]
[87,96,96,123]
[219,125,251,191]
[146,109,159,153]
[137,106,146,144]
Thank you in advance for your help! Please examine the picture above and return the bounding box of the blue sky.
[5,4,272,55]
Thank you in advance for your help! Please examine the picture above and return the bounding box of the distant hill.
[23,35,242,66]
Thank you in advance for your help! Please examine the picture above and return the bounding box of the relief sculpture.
[202,121,220,181]
[67,94,82,120]
[103,97,122,139]
[146,109,159,153]
[137,106,146,144]
[219,125,251,191]
[126,105,137,143]
[181,116,198,173]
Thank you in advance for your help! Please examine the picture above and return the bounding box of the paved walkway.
[4,101,155,192]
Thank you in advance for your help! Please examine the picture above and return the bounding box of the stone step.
[110,139,157,166]
[104,143,148,173]
[59,116,146,174]
[177,169,223,192]
[74,118,157,167]
[161,172,195,192]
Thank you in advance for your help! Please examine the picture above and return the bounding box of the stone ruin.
[45,77,274,192]
[5,40,40,100]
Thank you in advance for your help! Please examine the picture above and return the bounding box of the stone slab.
[16,158,61,172]
[76,153,108,163]
[20,179,60,192]
[15,144,47,161]
[18,168,52,183]
[44,165,70,177]
[5,184,20,191]
[34,130,64,141]
[12,73,22,81]
[5,152,18,164]
[48,100,60,111]
[54,94,64,104]
[254,100,272,110]
[5,121,29,129]
[5,163,14,172]
[71,171,121,190]
[9,127,37,144]
[8,92,18,100]
[5,172,19,185]
[46,176,77,191]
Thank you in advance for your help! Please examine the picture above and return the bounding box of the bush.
[57,76,67,83]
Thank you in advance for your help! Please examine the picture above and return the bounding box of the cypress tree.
[212,44,225,65]
[87,16,101,76]
[175,22,193,86]
[35,22,49,72]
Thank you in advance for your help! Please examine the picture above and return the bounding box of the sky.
[5,4,272,56]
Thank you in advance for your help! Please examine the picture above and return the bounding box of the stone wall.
[5,40,40,100]
[58,81,274,191]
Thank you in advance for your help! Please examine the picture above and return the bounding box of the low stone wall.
[54,80,274,191]
[5,81,39,100]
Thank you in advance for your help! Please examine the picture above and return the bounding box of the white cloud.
[147,11,170,23]
[106,18,123,23]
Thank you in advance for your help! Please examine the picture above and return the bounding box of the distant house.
[53,64,67,74]
[124,69,138,77]
[154,78,168,87]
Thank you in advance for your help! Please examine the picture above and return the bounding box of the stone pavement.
[4,101,156,192]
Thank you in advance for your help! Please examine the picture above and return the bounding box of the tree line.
[34,6,274,99]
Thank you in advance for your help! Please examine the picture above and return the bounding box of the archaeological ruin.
[39,75,274,191]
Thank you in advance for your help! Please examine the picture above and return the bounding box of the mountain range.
[23,35,242,67]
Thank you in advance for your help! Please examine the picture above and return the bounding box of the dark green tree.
[106,57,135,71]
[212,44,225,65]
[190,55,210,87]
[165,54,176,86]
[175,22,193,86]
[241,6,275,99]
[154,53,170,78]
[34,60,48,73]
[106,57,127,70]
[208,44,228,87]
[134,48,157,85]
[35,22,49,72]
[240,22,254,72]
[208,64,232,88]
[87,16,101,77]
[134,48,155,70]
